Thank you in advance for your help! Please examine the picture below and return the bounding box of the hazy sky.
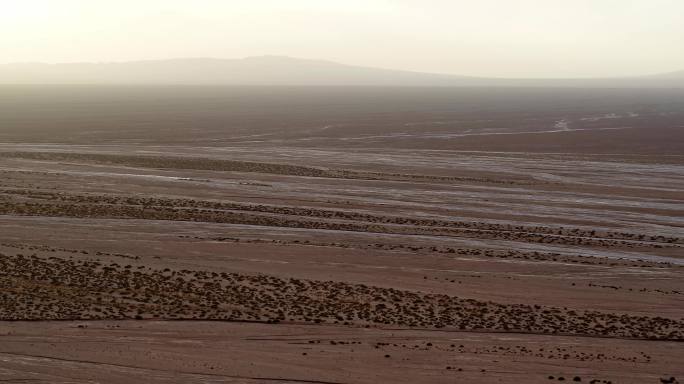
[1,0,683,78]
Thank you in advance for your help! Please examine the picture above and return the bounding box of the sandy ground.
[1,86,683,383]
[1,321,682,384]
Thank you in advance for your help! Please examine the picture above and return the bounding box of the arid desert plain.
[0,86,683,383]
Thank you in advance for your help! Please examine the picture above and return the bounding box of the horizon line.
[1,55,681,80]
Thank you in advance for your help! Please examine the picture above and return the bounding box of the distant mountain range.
[0,56,682,87]
[649,70,684,79]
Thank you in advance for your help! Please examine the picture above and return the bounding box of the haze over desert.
[2,1,684,383]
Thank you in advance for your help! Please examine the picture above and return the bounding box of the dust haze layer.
[1,56,684,87]
[1,85,683,155]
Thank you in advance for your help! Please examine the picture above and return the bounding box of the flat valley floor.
[0,86,683,383]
